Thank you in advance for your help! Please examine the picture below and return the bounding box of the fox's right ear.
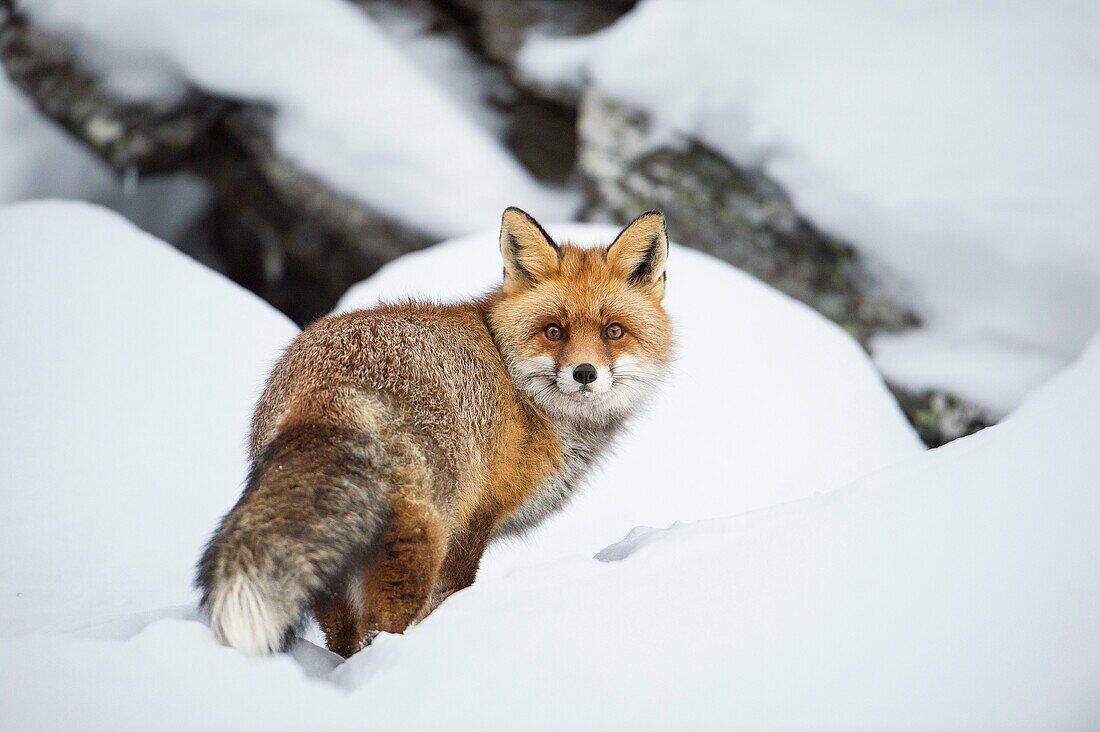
[499,207,560,293]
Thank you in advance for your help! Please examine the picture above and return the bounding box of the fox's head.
[488,207,673,426]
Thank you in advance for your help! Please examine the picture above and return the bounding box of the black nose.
[572,363,597,385]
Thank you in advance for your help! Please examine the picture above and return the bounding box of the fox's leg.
[313,497,446,657]
[415,513,496,622]
[314,591,363,659]
[357,496,447,638]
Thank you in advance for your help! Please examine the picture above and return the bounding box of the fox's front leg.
[415,514,496,622]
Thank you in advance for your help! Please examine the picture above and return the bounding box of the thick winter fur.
[197,208,673,657]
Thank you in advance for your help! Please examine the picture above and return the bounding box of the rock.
[889,385,995,447]
[575,87,918,344]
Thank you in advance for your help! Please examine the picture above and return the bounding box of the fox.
[196,208,673,657]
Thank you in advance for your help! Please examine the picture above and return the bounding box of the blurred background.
[1,0,1097,447]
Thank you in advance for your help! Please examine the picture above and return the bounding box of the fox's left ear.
[606,210,668,299]
[499,207,560,294]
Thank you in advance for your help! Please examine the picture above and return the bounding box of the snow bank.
[0,201,296,635]
[337,223,921,577]
[21,0,573,237]
[519,1,1100,413]
[4,202,1095,729]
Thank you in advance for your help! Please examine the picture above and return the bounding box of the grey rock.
[571,86,995,445]
[575,87,918,344]
[889,386,995,448]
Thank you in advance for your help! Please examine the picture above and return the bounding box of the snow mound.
[519,1,1100,412]
[338,223,921,577]
[0,201,297,635]
[21,0,574,237]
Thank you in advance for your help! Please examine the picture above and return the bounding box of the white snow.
[519,0,1100,413]
[0,74,116,205]
[2,200,1098,729]
[361,1,511,137]
[0,201,296,635]
[871,329,1066,416]
[20,0,574,238]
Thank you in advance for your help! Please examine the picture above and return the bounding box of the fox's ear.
[499,207,559,293]
[606,210,668,298]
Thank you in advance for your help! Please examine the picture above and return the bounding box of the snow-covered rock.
[568,85,919,348]
[519,0,1100,414]
[20,0,574,238]
[2,201,1096,729]
[0,71,210,243]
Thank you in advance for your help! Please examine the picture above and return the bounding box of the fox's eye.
[605,323,624,340]
[544,323,564,341]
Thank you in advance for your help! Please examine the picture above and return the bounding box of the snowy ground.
[2,201,1098,729]
[520,0,1100,414]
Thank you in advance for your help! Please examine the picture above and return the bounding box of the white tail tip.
[207,574,289,656]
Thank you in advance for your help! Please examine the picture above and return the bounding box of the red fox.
[197,208,673,657]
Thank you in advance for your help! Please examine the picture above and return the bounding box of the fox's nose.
[572,363,598,385]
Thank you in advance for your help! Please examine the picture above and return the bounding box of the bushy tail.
[196,420,392,656]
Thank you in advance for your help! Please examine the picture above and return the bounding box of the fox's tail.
[196,411,396,656]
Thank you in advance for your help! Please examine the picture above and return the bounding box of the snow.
[0,201,297,635]
[361,1,511,137]
[20,0,574,238]
[519,0,1100,413]
[871,329,1065,416]
[0,74,115,205]
[3,200,1098,729]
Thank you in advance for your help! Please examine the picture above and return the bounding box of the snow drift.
[334,330,1100,730]
[0,201,297,635]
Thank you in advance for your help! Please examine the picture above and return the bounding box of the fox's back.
[249,302,527,482]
